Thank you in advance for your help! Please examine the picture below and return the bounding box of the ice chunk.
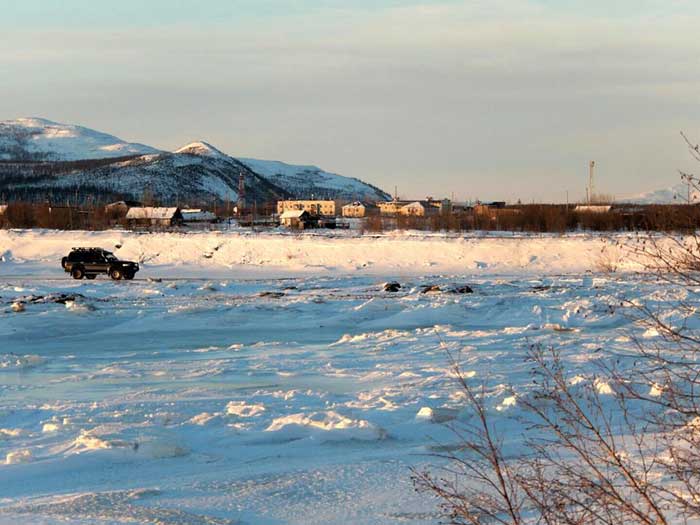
[5,449,33,465]
[0,354,45,370]
[415,406,459,423]
[188,412,219,425]
[594,378,614,395]
[226,401,265,418]
[42,422,61,433]
[497,395,517,411]
[265,411,385,441]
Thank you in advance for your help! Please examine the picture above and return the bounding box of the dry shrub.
[414,137,700,524]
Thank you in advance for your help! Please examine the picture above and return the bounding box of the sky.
[1,0,699,202]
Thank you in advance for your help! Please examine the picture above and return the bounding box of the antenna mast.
[237,168,246,215]
[588,160,595,204]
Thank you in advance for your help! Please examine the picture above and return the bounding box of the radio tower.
[237,168,246,214]
[588,160,596,204]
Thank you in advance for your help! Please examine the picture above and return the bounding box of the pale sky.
[1,0,699,201]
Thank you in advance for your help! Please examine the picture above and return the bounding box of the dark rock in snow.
[259,291,285,298]
[420,285,441,294]
[383,282,401,292]
[448,285,474,294]
[13,293,86,305]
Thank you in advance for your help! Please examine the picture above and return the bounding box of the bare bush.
[414,135,700,524]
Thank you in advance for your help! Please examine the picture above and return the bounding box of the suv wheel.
[110,268,123,280]
[71,267,85,280]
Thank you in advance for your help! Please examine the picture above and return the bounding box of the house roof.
[378,200,410,206]
[574,205,612,213]
[181,209,217,221]
[343,201,377,208]
[126,207,180,220]
[402,201,428,208]
[280,209,308,219]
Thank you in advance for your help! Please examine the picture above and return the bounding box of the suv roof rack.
[70,247,106,251]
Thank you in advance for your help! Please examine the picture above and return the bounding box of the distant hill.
[0,118,390,204]
[621,181,699,204]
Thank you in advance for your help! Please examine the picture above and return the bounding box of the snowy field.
[0,230,680,524]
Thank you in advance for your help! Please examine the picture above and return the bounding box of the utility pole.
[588,160,595,204]
[237,168,246,216]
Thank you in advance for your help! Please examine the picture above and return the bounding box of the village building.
[279,209,314,229]
[181,209,218,223]
[574,205,613,213]
[377,200,411,216]
[400,201,440,217]
[341,201,379,218]
[277,200,338,217]
[451,202,474,214]
[427,198,453,215]
[473,201,520,221]
[125,207,183,229]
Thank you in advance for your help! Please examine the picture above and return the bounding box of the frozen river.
[0,272,674,524]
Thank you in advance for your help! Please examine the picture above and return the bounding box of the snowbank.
[264,411,385,442]
[0,229,645,278]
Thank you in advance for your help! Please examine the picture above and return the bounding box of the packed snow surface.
[0,230,685,523]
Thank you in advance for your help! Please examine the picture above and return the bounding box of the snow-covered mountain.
[0,142,287,205]
[0,118,390,204]
[239,158,389,201]
[0,118,159,161]
[622,181,699,204]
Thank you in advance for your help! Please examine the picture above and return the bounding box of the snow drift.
[0,229,648,278]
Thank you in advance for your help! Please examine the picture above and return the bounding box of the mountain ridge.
[0,118,390,204]
[620,181,698,204]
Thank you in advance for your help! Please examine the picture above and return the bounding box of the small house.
[342,201,379,218]
[280,209,314,229]
[431,198,453,215]
[125,207,183,229]
[400,201,439,217]
[277,200,338,217]
[377,200,410,216]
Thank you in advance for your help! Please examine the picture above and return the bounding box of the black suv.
[61,248,139,280]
